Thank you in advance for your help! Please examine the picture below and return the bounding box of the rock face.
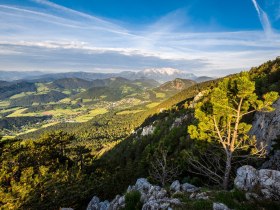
[262,150,280,171]
[234,165,280,200]
[141,125,155,136]
[250,98,280,152]
[170,115,189,129]
[189,91,206,108]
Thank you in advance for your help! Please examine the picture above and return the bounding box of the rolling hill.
[46,78,94,90]
[156,78,197,92]
[0,81,37,100]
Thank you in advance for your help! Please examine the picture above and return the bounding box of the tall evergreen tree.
[188,74,278,189]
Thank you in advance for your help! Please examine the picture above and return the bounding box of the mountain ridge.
[0,69,213,83]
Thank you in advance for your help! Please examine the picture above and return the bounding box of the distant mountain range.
[0,68,213,83]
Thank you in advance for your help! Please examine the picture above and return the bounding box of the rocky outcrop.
[189,91,206,108]
[87,178,211,210]
[234,165,280,200]
[250,98,280,152]
[127,178,182,209]
[141,125,155,136]
[87,178,182,210]
[170,115,189,129]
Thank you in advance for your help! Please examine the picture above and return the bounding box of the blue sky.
[0,0,279,76]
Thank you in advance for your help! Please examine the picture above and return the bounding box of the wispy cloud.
[0,0,279,76]
[251,0,273,36]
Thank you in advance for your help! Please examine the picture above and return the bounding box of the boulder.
[234,165,280,200]
[170,180,181,192]
[213,202,230,210]
[258,169,280,200]
[181,182,199,193]
[135,178,152,193]
[234,165,258,191]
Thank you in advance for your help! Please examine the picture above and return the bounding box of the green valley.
[0,77,192,139]
[1,58,280,209]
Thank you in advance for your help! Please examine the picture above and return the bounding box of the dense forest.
[0,58,280,209]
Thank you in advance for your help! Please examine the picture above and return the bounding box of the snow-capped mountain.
[135,68,196,83]
[142,68,183,76]
[1,68,212,84]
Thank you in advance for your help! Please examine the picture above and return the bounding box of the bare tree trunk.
[223,152,232,190]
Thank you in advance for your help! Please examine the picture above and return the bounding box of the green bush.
[124,190,142,210]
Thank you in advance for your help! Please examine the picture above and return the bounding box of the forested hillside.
[0,58,280,209]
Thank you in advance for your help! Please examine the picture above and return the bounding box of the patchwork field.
[146,102,160,108]
[116,109,144,115]
[75,108,108,122]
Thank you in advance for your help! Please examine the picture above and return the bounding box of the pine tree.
[188,74,278,189]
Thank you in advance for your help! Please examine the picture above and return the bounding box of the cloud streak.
[251,0,273,36]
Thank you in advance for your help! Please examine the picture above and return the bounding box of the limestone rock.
[250,98,280,152]
[234,165,280,200]
[234,165,259,191]
[213,202,230,210]
[181,182,199,193]
[262,150,280,171]
[99,201,110,210]
[258,169,280,200]
[87,196,100,210]
[189,91,205,108]
[190,192,209,200]
[135,178,152,193]
[141,125,155,136]
[109,195,122,210]
[87,178,183,210]
[170,115,189,129]
[170,180,181,192]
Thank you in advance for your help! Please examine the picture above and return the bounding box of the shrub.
[124,190,142,210]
